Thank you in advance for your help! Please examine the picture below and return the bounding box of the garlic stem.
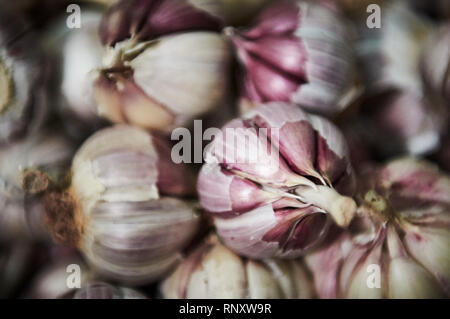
[295,185,356,227]
[0,61,12,113]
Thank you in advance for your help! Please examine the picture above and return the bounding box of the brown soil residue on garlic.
[43,189,85,248]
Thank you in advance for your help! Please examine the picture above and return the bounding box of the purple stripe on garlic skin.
[229,0,355,116]
[306,158,450,298]
[198,102,356,259]
[44,125,199,285]
[99,0,224,46]
[161,237,315,299]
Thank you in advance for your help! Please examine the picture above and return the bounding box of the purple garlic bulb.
[198,102,357,259]
[94,0,231,132]
[43,125,199,285]
[307,158,450,298]
[228,0,355,116]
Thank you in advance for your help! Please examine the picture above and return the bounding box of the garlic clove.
[345,242,384,299]
[246,260,282,299]
[185,244,247,299]
[308,114,352,186]
[130,32,230,119]
[388,257,443,299]
[198,164,279,215]
[379,158,450,204]
[207,118,302,188]
[116,78,175,131]
[245,102,319,181]
[241,0,300,39]
[404,227,450,294]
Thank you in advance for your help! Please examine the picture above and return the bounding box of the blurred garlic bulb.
[364,90,444,157]
[306,158,450,298]
[0,8,48,144]
[0,130,74,242]
[65,282,147,299]
[198,102,356,259]
[43,125,199,285]
[94,0,230,132]
[43,10,107,140]
[26,247,94,299]
[228,0,355,116]
[421,24,450,109]
[161,237,314,299]
[356,1,432,95]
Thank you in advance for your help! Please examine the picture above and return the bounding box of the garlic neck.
[362,190,394,223]
[294,185,356,228]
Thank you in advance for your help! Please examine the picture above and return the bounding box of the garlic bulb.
[364,90,444,157]
[26,247,94,299]
[228,0,355,116]
[356,2,432,95]
[306,158,450,298]
[198,102,357,259]
[0,130,74,242]
[0,8,48,144]
[421,24,450,109]
[94,0,230,132]
[161,237,314,299]
[66,282,147,299]
[43,125,199,285]
[44,10,107,140]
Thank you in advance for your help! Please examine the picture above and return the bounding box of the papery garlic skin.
[198,102,356,259]
[45,125,199,285]
[0,9,48,144]
[306,158,450,298]
[0,130,74,242]
[229,0,355,116]
[161,238,314,299]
